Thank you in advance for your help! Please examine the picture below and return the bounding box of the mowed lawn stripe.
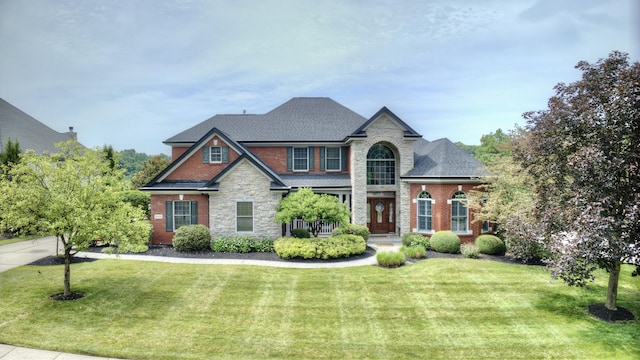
[0,258,637,359]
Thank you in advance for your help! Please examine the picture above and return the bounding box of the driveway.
[0,236,61,273]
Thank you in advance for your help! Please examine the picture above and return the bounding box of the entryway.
[367,197,396,234]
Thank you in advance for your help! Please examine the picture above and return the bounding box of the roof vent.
[243,109,246,114]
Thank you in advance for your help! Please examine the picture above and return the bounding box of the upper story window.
[202,146,229,163]
[367,144,395,185]
[210,146,222,163]
[417,191,433,232]
[325,147,341,171]
[293,147,309,171]
[451,191,468,233]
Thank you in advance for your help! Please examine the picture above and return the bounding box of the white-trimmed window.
[367,144,395,185]
[293,147,309,171]
[451,191,468,233]
[417,191,433,232]
[236,200,254,233]
[210,146,222,163]
[202,146,228,163]
[165,200,198,232]
[325,147,341,171]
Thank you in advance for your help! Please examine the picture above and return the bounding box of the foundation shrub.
[376,251,406,267]
[461,244,479,259]
[274,235,366,260]
[172,224,211,252]
[401,232,429,249]
[251,237,275,252]
[211,236,254,253]
[332,224,370,241]
[475,235,506,255]
[290,228,311,238]
[400,245,426,259]
[430,230,461,254]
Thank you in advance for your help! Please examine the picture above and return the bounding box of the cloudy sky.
[1,0,637,155]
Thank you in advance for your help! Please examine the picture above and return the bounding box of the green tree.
[101,144,118,171]
[515,51,639,314]
[130,154,172,189]
[475,128,511,165]
[119,149,159,178]
[0,141,151,298]
[275,188,351,237]
[0,138,21,172]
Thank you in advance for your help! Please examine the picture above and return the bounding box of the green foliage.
[461,244,479,259]
[400,245,426,259]
[275,188,351,237]
[172,224,211,252]
[475,235,506,255]
[118,149,166,179]
[290,228,311,238]
[210,236,274,253]
[332,223,370,240]
[273,234,366,260]
[0,141,151,296]
[119,190,151,215]
[376,251,406,267]
[101,145,118,171]
[0,138,21,171]
[130,154,172,189]
[430,231,461,254]
[402,232,429,248]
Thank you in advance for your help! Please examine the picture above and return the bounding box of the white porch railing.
[290,219,339,236]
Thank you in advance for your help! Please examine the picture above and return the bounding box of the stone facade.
[208,159,283,238]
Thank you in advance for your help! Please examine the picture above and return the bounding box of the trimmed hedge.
[274,234,366,260]
[429,230,461,254]
[172,224,211,252]
[475,235,506,255]
[211,236,275,253]
[400,245,426,259]
[332,224,370,241]
[291,228,311,238]
[402,232,429,249]
[461,244,479,259]
[376,251,406,267]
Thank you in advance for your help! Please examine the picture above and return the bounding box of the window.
[417,191,433,232]
[236,201,253,232]
[293,147,309,171]
[367,144,395,185]
[482,220,491,233]
[451,191,468,233]
[325,147,341,171]
[165,200,198,232]
[210,146,222,163]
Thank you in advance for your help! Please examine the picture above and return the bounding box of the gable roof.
[350,106,421,138]
[164,97,368,144]
[404,138,487,178]
[201,153,288,191]
[0,98,79,153]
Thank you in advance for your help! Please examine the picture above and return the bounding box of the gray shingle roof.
[279,173,351,188]
[0,98,79,153]
[164,97,367,144]
[405,138,487,178]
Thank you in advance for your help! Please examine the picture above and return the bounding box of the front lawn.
[0,259,638,359]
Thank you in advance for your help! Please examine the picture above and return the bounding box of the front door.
[367,198,395,234]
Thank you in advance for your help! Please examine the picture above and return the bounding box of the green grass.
[0,234,45,246]
[0,259,638,359]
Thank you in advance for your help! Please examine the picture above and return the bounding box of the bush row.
[274,234,366,260]
[211,236,274,253]
[399,231,507,257]
[172,225,275,253]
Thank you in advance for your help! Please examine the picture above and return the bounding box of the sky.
[0,0,638,155]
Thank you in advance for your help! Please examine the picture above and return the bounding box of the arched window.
[417,191,433,232]
[451,191,468,233]
[366,144,395,185]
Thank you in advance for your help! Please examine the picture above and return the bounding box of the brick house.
[141,97,487,245]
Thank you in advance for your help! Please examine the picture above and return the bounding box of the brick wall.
[247,146,350,175]
[408,183,483,243]
[165,137,240,181]
[149,193,210,245]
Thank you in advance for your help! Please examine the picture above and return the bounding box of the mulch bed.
[588,304,636,322]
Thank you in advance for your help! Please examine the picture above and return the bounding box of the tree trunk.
[63,242,72,297]
[605,261,620,310]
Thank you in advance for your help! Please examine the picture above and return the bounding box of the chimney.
[243,109,246,114]
[68,126,77,140]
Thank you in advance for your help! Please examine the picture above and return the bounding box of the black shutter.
[341,146,348,170]
[165,201,173,231]
[202,147,210,163]
[190,201,198,225]
[308,147,314,171]
[221,146,229,163]
[286,147,292,171]
[319,147,326,171]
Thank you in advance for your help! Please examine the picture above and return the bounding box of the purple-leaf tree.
[515,51,639,314]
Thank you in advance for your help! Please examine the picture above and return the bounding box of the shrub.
[400,245,426,259]
[172,225,211,252]
[461,244,479,259]
[402,232,429,249]
[332,224,370,241]
[290,228,311,238]
[211,236,253,253]
[475,235,507,255]
[376,251,406,267]
[252,237,275,252]
[274,235,366,260]
[429,230,461,254]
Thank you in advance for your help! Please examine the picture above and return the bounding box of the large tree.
[0,141,151,298]
[275,188,351,237]
[130,154,171,189]
[0,138,21,172]
[515,51,639,315]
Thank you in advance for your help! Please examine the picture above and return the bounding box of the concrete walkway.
[0,236,401,359]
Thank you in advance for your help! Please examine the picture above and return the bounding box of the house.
[0,98,79,154]
[141,97,487,245]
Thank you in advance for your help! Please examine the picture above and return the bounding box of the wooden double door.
[367,197,396,234]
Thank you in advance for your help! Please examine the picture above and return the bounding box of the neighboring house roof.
[164,97,368,144]
[0,98,79,153]
[404,138,487,178]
